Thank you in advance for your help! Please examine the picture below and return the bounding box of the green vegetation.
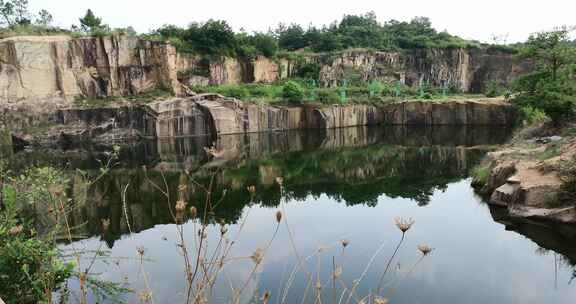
[190,81,477,104]
[276,13,481,53]
[471,164,490,186]
[0,166,74,303]
[512,27,576,125]
[281,81,305,103]
[146,13,489,58]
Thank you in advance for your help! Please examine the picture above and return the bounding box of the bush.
[317,89,340,104]
[485,80,503,97]
[220,86,249,99]
[0,166,74,303]
[519,105,549,125]
[282,81,305,104]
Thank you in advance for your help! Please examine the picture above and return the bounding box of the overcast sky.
[30,0,575,43]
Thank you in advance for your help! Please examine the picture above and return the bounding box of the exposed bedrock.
[473,147,576,223]
[1,96,517,146]
[0,35,531,105]
[145,97,516,138]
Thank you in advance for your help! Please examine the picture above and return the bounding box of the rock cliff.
[473,131,576,223]
[0,35,181,103]
[0,35,530,106]
[143,96,515,138]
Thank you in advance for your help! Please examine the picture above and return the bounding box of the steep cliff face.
[0,35,529,106]
[473,132,576,223]
[314,49,530,92]
[0,35,180,103]
[144,96,516,138]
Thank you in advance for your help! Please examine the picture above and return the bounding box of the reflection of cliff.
[43,126,512,247]
[489,205,576,267]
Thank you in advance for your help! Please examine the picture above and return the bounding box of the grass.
[191,82,488,105]
[471,164,490,186]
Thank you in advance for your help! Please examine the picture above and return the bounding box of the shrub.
[485,80,503,97]
[519,105,549,125]
[317,89,340,104]
[0,166,74,303]
[282,81,305,104]
[220,86,249,99]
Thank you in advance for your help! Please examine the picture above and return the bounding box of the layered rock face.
[315,49,530,92]
[0,35,529,106]
[474,141,576,223]
[145,96,515,138]
[0,35,181,103]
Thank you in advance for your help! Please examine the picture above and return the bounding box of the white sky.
[30,0,575,43]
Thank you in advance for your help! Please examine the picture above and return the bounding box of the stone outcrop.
[0,35,530,106]
[474,136,576,223]
[0,35,181,103]
[309,49,530,92]
[2,95,516,145]
[380,99,517,125]
[143,97,515,138]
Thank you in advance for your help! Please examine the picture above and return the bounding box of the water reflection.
[38,126,506,247]
[11,126,576,303]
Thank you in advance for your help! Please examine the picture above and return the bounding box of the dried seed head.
[197,229,208,239]
[394,217,415,233]
[374,297,389,304]
[275,176,284,186]
[341,239,350,248]
[247,185,256,194]
[220,225,228,235]
[333,266,343,279]
[48,185,65,198]
[175,199,187,212]
[275,210,282,223]
[9,225,23,236]
[190,206,197,218]
[251,248,264,265]
[260,291,271,304]
[138,289,153,303]
[418,244,433,256]
[178,184,188,193]
[315,280,322,290]
[137,246,145,256]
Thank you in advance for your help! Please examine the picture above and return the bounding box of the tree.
[35,9,52,26]
[0,0,30,27]
[282,81,305,104]
[276,23,307,51]
[513,27,576,125]
[79,9,103,32]
[184,20,237,56]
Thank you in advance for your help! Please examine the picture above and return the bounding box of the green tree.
[79,9,104,32]
[513,27,576,125]
[35,9,52,26]
[184,20,237,56]
[276,23,307,51]
[0,0,30,26]
[282,81,305,104]
[250,32,278,57]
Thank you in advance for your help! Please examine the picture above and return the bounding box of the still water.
[17,126,575,303]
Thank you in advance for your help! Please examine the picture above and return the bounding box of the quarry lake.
[12,126,576,304]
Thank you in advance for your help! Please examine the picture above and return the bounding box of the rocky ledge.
[473,126,576,223]
[0,96,517,147]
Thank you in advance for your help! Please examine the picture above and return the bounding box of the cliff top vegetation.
[0,1,517,59]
